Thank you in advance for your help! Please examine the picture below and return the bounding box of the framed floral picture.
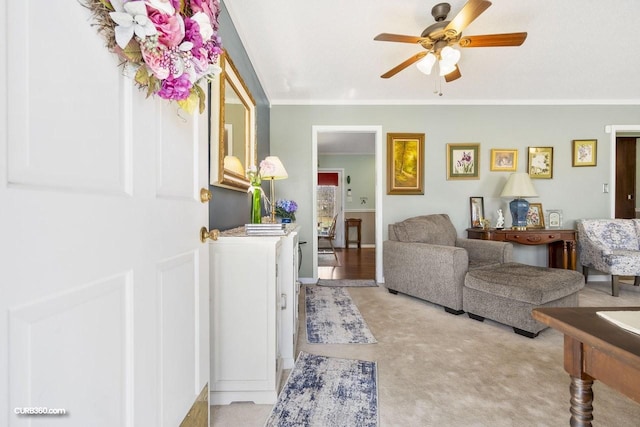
[526,203,545,229]
[387,133,425,194]
[528,147,553,179]
[572,139,597,167]
[447,143,480,180]
[490,149,518,172]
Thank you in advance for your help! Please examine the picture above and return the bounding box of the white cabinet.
[209,228,299,405]
[279,230,299,369]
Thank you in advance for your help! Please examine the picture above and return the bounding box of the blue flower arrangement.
[275,199,297,221]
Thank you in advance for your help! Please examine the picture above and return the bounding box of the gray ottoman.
[463,263,584,338]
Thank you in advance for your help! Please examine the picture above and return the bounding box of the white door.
[0,3,209,427]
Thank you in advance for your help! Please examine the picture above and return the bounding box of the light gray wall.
[318,154,376,210]
[209,2,270,231]
[271,105,640,278]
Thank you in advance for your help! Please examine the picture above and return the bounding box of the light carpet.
[212,281,640,426]
[317,279,378,287]
[264,351,378,427]
[305,285,377,344]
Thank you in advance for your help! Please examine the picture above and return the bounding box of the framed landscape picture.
[572,139,597,167]
[447,143,480,180]
[528,147,553,179]
[490,149,517,172]
[387,133,424,194]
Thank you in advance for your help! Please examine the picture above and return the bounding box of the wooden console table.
[532,307,640,426]
[345,218,362,248]
[466,228,577,270]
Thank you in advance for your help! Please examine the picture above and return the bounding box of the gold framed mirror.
[209,51,257,191]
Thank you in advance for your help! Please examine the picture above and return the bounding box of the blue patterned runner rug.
[317,279,377,287]
[305,285,377,344]
[264,352,378,427]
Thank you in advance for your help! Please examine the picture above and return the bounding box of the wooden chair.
[318,214,339,261]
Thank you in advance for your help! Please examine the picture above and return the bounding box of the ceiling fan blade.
[445,0,492,37]
[380,52,427,79]
[459,32,528,47]
[444,65,462,82]
[374,33,427,44]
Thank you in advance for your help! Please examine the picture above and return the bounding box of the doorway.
[608,125,640,218]
[317,169,344,247]
[311,125,384,283]
[615,136,638,218]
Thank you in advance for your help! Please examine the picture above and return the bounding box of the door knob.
[200,227,219,243]
[200,188,212,203]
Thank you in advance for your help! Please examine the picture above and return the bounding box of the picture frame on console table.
[469,197,485,228]
[528,147,553,179]
[526,203,545,229]
[447,143,480,180]
[387,133,425,195]
[546,209,563,229]
[572,139,597,167]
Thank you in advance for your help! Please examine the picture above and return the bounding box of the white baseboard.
[587,275,609,282]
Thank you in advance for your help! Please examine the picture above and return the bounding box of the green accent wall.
[319,155,376,210]
[270,104,640,278]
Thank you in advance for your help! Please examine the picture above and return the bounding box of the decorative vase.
[250,188,261,224]
[281,217,292,224]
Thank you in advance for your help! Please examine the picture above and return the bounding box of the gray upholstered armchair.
[383,214,513,314]
[577,218,640,296]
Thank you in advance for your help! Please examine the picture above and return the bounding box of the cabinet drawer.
[503,232,563,245]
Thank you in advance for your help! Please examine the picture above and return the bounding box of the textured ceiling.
[224,0,640,105]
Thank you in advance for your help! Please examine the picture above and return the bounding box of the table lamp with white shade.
[500,172,538,230]
[259,156,288,223]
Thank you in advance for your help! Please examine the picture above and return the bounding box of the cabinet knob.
[200,227,219,243]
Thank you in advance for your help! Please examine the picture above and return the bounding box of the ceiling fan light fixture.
[440,46,461,65]
[439,61,457,76]
[416,52,437,74]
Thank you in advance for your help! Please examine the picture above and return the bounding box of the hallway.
[318,248,376,280]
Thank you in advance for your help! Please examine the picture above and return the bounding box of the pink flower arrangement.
[86,0,223,113]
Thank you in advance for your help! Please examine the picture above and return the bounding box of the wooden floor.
[317,247,375,280]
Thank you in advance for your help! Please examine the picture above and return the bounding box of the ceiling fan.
[374,0,527,82]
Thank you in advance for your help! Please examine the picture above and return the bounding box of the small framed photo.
[572,139,597,167]
[528,147,553,179]
[447,143,480,180]
[526,203,545,229]
[490,149,518,172]
[387,133,425,195]
[546,209,563,229]
[469,196,485,228]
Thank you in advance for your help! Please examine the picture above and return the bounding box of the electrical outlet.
[360,197,368,204]
[603,183,609,193]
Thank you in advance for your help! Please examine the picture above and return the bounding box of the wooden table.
[532,307,640,426]
[344,218,362,248]
[466,228,577,270]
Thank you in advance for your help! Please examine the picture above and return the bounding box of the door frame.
[311,125,383,283]
[607,125,640,218]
